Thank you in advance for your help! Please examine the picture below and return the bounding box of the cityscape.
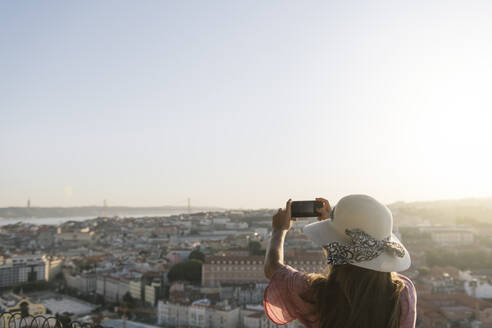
[1,198,492,327]
[2,1,492,328]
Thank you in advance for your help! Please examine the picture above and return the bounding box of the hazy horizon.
[3,195,492,210]
[2,1,492,208]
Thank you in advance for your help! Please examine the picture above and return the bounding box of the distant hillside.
[0,206,222,219]
[388,197,492,224]
[389,197,492,209]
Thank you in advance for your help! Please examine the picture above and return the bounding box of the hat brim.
[303,219,411,273]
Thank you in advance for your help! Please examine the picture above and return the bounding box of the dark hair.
[301,264,405,328]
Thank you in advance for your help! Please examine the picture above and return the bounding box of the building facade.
[202,252,324,286]
[157,299,240,328]
[0,255,46,288]
[65,272,97,294]
[96,275,130,303]
[129,280,142,300]
[419,226,474,246]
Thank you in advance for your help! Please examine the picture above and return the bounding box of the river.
[0,209,204,226]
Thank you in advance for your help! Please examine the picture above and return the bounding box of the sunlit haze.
[1,1,491,209]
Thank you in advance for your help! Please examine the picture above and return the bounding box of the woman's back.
[303,265,405,328]
[263,265,417,328]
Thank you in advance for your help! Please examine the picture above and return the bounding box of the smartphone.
[291,200,323,218]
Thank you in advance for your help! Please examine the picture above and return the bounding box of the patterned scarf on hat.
[323,229,405,265]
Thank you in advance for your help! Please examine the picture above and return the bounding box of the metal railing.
[0,312,104,328]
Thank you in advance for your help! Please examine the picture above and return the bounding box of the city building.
[37,226,56,248]
[418,226,474,246]
[55,227,95,247]
[0,293,46,315]
[418,293,492,327]
[157,299,240,328]
[461,270,492,299]
[202,252,324,286]
[64,271,97,294]
[96,275,130,303]
[242,308,305,328]
[44,256,63,281]
[129,280,143,300]
[155,225,179,236]
[219,283,268,305]
[225,222,249,230]
[144,280,161,306]
[0,255,46,288]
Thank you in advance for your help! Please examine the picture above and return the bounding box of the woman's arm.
[264,200,293,280]
[264,229,288,279]
[263,197,332,279]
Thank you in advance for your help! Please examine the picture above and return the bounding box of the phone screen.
[291,201,323,218]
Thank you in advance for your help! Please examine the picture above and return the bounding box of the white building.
[200,218,213,225]
[241,307,305,328]
[129,280,142,300]
[0,255,46,288]
[419,226,474,246]
[144,281,160,306]
[461,270,492,299]
[158,301,189,327]
[218,283,267,305]
[212,218,231,225]
[254,228,268,236]
[96,275,130,303]
[55,227,95,246]
[65,272,97,294]
[225,222,249,230]
[157,299,240,328]
[465,279,492,299]
[44,256,63,281]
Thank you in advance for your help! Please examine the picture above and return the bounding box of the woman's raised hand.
[315,197,332,221]
[272,199,294,232]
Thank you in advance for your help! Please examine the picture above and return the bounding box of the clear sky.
[1,0,491,209]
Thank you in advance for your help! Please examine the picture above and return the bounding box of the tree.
[425,249,492,270]
[122,291,136,309]
[20,302,29,318]
[248,240,264,256]
[417,266,430,277]
[95,294,105,306]
[167,260,202,284]
[188,248,205,262]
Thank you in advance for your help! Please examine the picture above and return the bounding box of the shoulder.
[397,274,417,304]
[269,265,311,291]
[397,274,417,327]
[264,265,317,325]
[397,274,415,290]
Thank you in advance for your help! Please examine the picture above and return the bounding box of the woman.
[263,195,417,328]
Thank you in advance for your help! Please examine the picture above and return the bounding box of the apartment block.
[419,226,474,246]
[0,255,46,288]
[157,299,240,328]
[96,275,130,303]
[202,252,324,286]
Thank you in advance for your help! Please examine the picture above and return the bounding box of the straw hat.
[303,194,411,272]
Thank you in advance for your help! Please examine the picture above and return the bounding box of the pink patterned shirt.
[263,265,417,328]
